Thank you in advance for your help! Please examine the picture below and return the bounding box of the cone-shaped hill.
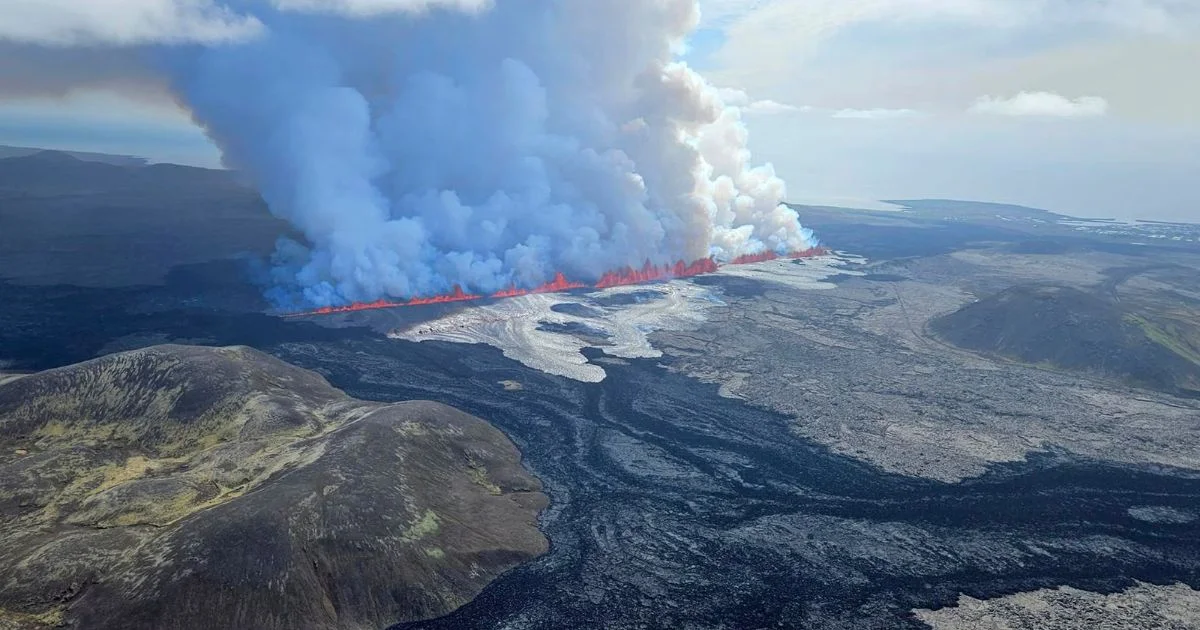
[0,345,547,630]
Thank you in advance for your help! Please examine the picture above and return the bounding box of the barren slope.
[0,345,547,630]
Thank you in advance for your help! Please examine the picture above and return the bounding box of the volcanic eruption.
[2,0,819,309]
[170,0,819,308]
[287,247,830,317]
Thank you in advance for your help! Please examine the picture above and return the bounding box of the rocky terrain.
[915,582,1200,629]
[1,153,1198,629]
[652,250,1200,483]
[384,254,859,384]
[0,345,547,630]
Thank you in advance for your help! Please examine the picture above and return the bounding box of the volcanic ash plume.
[163,0,816,306]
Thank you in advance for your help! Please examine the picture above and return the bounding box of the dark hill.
[0,152,289,287]
[0,151,127,195]
[931,284,1200,396]
[0,345,547,630]
[0,145,147,166]
[0,151,238,196]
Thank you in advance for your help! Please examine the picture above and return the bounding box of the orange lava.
[789,246,829,259]
[302,298,399,316]
[674,257,720,277]
[729,250,780,265]
[492,271,587,298]
[287,247,829,317]
[405,285,481,306]
[294,285,479,316]
[590,256,719,289]
[727,246,828,266]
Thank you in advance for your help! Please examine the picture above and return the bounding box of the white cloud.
[969,91,1109,117]
[0,0,263,46]
[709,0,1198,45]
[0,0,485,46]
[699,0,771,28]
[698,0,1199,223]
[831,108,921,119]
[717,87,802,115]
[272,0,488,16]
[744,99,802,115]
[704,0,1200,111]
[718,91,919,118]
[717,87,752,106]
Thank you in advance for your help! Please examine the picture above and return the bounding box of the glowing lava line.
[729,246,827,265]
[298,285,480,316]
[285,247,829,317]
[491,271,588,298]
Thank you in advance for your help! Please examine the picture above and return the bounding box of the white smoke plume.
[5,0,817,306]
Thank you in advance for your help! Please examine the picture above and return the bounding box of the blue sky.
[0,0,1197,222]
[680,27,726,70]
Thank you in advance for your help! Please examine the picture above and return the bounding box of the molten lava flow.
[491,272,588,298]
[288,248,832,317]
[789,246,830,259]
[729,250,779,265]
[595,261,660,289]
[672,257,720,278]
[303,298,400,316]
[534,271,589,293]
[406,285,481,306]
[490,286,529,299]
[592,256,721,289]
[730,246,829,266]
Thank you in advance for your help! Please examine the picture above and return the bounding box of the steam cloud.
[13,0,818,306]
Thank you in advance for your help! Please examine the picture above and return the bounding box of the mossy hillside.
[0,346,548,630]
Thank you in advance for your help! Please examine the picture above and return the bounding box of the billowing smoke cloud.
[5,0,817,306]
